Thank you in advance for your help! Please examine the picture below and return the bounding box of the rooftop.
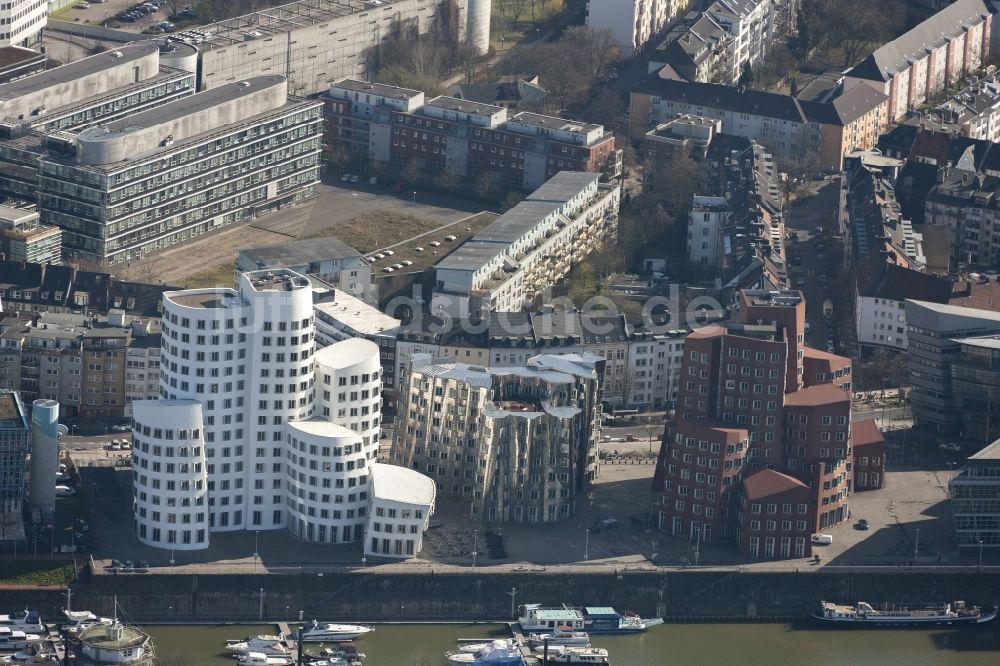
[313,337,380,370]
[314,291,400,337]
[970,439,1000,460]
[783,383,851,408]
[743,468,808,500]
[509,111,603,135]
[0,46,44,70]
[853,419,884,448]
[371,462,436,506]
[78,624,149,650]
[239,236,363,268]
[742,289,803,307]
[425,95,505,115]
[243,269,311,292]
[0,391,25,430]
[286,418,360,442]
[330,78,422,100]
[166,289,241,310]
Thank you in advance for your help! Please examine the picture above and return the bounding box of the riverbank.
[5,569,999,624]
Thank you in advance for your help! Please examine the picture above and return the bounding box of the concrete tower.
[467,0,492,55]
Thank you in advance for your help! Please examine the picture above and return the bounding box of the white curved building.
[132,400,209,550]
[134,269,434,557]
[366,463,435,559]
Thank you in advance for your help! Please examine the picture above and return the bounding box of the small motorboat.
[303,643,366,660]
[300,621,374,642]
[0,628,42,650]
[0,611,44,635]
[534,644,611,664]
[225,635,290,656]
[236,652,294,666]
[446,639,526,665]
[459,639,517,653]
[526,629,590,646]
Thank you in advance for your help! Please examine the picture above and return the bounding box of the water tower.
[467,0,492,55]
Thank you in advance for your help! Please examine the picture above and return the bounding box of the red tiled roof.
[852,418,884,448]
[783,383,851,407]
[687,324,726,339]
[743,469,808,500]
[802,346,850,364]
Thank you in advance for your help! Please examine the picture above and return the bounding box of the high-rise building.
[390,352,603,523]
[0,390,29,541]
[136,269,433,554]
[654,290,857,559]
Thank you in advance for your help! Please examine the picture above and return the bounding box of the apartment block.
[390,352,603,523]
[630,76,886,171]
[0,205,60,265]
[194,0,481,97]
[703,0,773,84]
[0,0,45,48]
[843,0,992,123]
[927,72,1000,142]
[0,43,197,203]
[586,0,690,55]
[852,418,885,492]
[650,11,734,84]
[139,270,434,554]
[238,236,373,304]
[653,290,858,560]
[324,80,619,191]
[35,75,322,266]
[688,196,731,269]
[0,309,145,419]
[431,172,621,317]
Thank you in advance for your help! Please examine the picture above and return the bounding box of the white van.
[811,534,833,545]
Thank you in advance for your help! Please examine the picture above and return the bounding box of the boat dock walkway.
[277,622,301,661]
[507,622,540,663]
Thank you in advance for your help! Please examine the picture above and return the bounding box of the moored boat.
[0,628,42,650]
[299,621,373,642]
[525,629,590,646]
[518,605,585,633]
[533,644,611,665]
[236,652,294,666]
[815,601,998,627]
[445,639,526,665]
[0,611,44,635]
[458,639,517,653]
[581,607,648,634]
[225,635,290,656]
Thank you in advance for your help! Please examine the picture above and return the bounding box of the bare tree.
[401,159,423,187]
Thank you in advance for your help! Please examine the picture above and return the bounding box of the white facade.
[704,0,772,83]
[0,0,45,48]
[124,340,161,419]
[132,400,210,550]
[28,398,58,522]
[366,462,435,559]
[688,196,730,269]
[587,0,677,55]
[856,295,908,351]
[627,332,687,410]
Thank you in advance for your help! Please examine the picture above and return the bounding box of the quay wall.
[4,570,1000,622]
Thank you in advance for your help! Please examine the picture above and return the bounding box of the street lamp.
[253,530,259,573]
[472,529,478,569]
[412,191,417,203]
[980,539,985,567]
[914,528,920,561]
[584,528,590,561]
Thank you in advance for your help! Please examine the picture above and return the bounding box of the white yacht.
[525,629,590,646]
[236,653,294,666]
[63,610,112,634]
[458,639,517,653]
[0,611,44,635]
[0,628,43,650]
[299,621,373,642]
[533,645,610,665]
[445,639,526,665]
[224,635,290,656]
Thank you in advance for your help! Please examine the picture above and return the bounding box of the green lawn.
[182,263,235,289]
[0,562,76,586]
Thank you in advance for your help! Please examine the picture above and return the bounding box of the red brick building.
[654,289,859,560]
[852,418,886,491]
[738,469,814,559]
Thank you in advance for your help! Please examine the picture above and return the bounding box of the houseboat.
[518,605,585,633]
[816,601,998,627]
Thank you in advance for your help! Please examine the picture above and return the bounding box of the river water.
[145,621,1000,665]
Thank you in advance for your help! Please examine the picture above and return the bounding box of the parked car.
[854,519,870,530]
[55,485,76,497]
[75,2,90,8]
[112,423,131,432]
[811,533,833,545]
[121,441,132,450]
[413,246,424,252]
[349,175,361,183]
[340,173,352,182]
[940,442,962,452]
[444,234,457,241]
[429,240,441,247]
[110,440,122,451]
[384,249,394,256]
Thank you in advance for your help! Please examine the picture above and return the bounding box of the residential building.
[323,80,619,191]
[906,298,1000,435]
[447,76,548,111]
[927,72,1000,142]
[238,237,373,304]
[0,391,28,542]
[431,172,620,317]
[852,418,885,491]
[34,75,322,266]
[136,270,433,554]
[586,0,690,55]
[390,352,604,523]
[0,0,45,48]
[924,162,1000,266]
[842,0,993,124]
[949,439,1000,550]
[629,75,887,171]
[653,290,858,560]
[702,0,773,84]
[688,196,731,269]
[124,325,161,419]
[0,43,197,204]
[0,205,60,265]
[194,0,483,97]
[0,46,45,83]
[855,263,952,353]
[650,11,734,84]
[642,114,725,164]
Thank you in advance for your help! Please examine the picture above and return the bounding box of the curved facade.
[285,419,366,544]
[132,400,209,550]
[28,399,59,521]
[314,338,381,447]
[467,0,492,55]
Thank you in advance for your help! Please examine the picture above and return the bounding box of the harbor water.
[143,621,1000,665]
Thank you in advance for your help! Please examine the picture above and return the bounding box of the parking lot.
[58,0,183,33]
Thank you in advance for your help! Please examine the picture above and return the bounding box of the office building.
[0,46,45,83]
[194,0,485,97]
[0,390,28,543]
[35,75,321,266]
[654,290,858,560]
[949,439,1000,551]
[135,270,433,554]
[0,205,60,265]
[0,0,45,48]
[323,80,619,190]
[906,299,1000,436]
[843,0,992,123]
[431,172,620,317]
[390,352,603,523]
[366,462,435,559]
[238,237,373,304]
[0,43,197,204]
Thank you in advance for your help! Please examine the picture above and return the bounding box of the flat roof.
[474,201,563,244]
[0,205,37,222]
[331,78,422,100]
[970,439,1000,460]
[0,45,158,103]
[0,391,24,429]
[166,289,241,309]
[425,95,504,115]
[435,240,507,272]
[0,46,44,70]
[240,236,362,267]
[314,292,400,336]
[525,171,601,203]
[313,337,379,370]
[371,462,435,506]
[511,111,602,134]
